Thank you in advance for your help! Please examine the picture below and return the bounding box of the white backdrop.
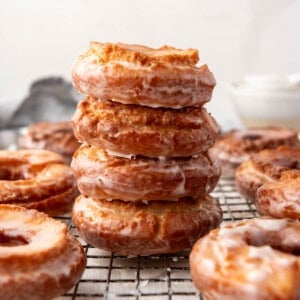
[1,0,299,129]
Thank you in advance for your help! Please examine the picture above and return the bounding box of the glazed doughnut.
[18,121,80,164]
[71,42,216,108]
[235,146,300,203]
[0,149,78,215]
[72,97,219,158]
[73,194,222,256]
[71,144,221,202]
[210,127,298,176]
[0,205,86,300]
[255,170,300,219]
[190,217,300,300]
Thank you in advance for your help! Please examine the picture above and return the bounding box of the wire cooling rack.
[54,177,259,300]
[0,128,258,300]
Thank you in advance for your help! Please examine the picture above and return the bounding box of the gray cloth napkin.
[1,77,81,128]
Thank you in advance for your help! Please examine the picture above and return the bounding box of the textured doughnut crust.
[210,127,298,177]
[73,194,222,256]
[190,217,300,300]
[18,121,80,164]
[0,150,78,215]
[235,160,266,202]
[87,42,200,65]
[71,42,216,108]
[71,144,221,202]
[256,170,300,219]
[72,98,219,158]
[0,205,86,300]
[17,186,79,216]
[235,146,300,203]
[0,149,64,168]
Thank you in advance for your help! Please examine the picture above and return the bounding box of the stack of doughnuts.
[71,42,222,256]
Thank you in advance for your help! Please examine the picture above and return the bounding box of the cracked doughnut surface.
[235,146,300,213]
[190,217,300,300]
[18,121,80,164]
[71,144,221,202]
[73,194,222,256]
[71,42,216,108]
[72,97,219,158]
[0,205,86,300]
[210,127,298,177]
[0,149,78,215]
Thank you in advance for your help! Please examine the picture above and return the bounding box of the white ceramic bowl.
[229,74,300,130]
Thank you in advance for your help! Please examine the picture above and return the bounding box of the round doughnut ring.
[235,146,300,204]
[71,144,221,202]
[0,205,86,300]
[18,121,80,164]
[256,170,300,219]
[0,149,78,215]
[72,97,219,158]
[190,217,300,300]
[73,194,222,256]
[210,127,298,177]
[71,42,216,109]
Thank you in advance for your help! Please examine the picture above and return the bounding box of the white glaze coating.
[255,170,300,219]
[190,217,300,300]
[0,149,64,167]
[0,205,86,300]
[71,54,106,97]
[256,218,287,231]
[0,162,75,204]
[106,149,136,159]
[72,145,220,201]
[73,194,222,256]
[72,96,218,158]
[211,128,298,177]
[71,51,215,108]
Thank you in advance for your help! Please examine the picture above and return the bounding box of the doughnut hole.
[273,158,300,170]
[0,169,26,180]
[0,232,29,246]
[244,227,300,256]
[241,134,262,141]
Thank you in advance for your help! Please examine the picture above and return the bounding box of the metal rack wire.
[0,128,258,300]
[55,177,258,300]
